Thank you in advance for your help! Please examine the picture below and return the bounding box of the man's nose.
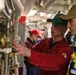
[67,22,71,28]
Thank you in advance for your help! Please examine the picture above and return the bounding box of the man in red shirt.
[13,13,73,75]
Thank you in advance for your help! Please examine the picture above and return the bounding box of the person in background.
[23,29,40,75]
[39,28,46,39]
[13,13,73,75]
[36,36,42,43]
[36,27,46,42]
[59,5,76,75]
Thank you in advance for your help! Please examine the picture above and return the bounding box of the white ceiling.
[0,0,76,23]
[20,0,76,22]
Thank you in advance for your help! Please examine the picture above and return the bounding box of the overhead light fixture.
[40,12,46,17]
[47,14,52,18]
[26,19,30,23]
[27,9,37,16]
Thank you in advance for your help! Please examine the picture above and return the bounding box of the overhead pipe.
[44,0,57,9]
[5,1,12,15]
[34,2,56,13]
[34,0,71,13]
[5,0,15,12]
[2,9,11,20]
[22,0,37,16]
[9,0,15,11]
[13,0,24,17]
[34,0,57,13]
[1,0,16,20]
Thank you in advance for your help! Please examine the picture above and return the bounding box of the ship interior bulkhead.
[0,0,76,75]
